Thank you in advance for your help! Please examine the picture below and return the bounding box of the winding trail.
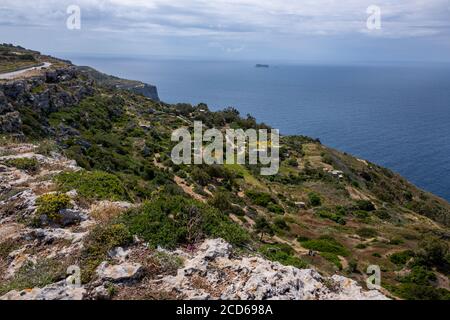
[0,62,51,80]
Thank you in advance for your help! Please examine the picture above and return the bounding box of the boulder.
[96,261,143,283]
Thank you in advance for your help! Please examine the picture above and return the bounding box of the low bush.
[316,208,346,225]
[389,250,415,266]
[355,200,376,211]
[300,236,349,256]
[55,170,130,201]
[389,283,450,300]
[4,157,39,173]
[259,243,308,269]
[254,217,274,240]
[375,209,391,220]
[121,195,249,249]
[320,252,343,270]
[308,192,322,207]
[400,266,437,286]
[267,203,284,214]
[35,193,72,223]
[356,227,378,239]
[245,190,275,207]
[372,252,382,258]
[273,217,290,231]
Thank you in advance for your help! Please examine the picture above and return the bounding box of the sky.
[1,0,450,63]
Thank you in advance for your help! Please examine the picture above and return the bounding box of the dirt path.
[174,176,206,203]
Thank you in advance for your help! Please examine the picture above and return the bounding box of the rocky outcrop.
[125,83,159,102]
[156,239,388,300]
[0,280,85,300]
[76,66,159,101]
[0,66,96,135]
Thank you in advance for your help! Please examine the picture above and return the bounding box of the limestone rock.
[157,239,389,300]
[0,280,85,300]
[96,261,143,283]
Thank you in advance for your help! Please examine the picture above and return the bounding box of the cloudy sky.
[1,0,450,63]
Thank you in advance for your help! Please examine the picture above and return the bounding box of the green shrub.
[300,236,349,256]
[191,167,211,186]
[320,252,343,270]
[286,158,298,167]
[372,252,382,258]
[208,191,245,216]
[35,193,72,223]
[245,190,275,207]
[308,192,322,207]
[267,203,284,214]
[296,236,310,242]
[122,195,249,249]
[400,266,437,286]
[389,250,415,266]
[273,217,290,231]
[4,157,39,173]
[353,210,369,219]
[415,236,449,268]
[55,170,130,201]
[80,223,133,283]
[355,243,367,249]
[389,238,404,245]
[356,227,378,238]
[389,283,450,300]
[375,209,391,220]
[254,217,274,240]
[316,208,346,225]
[259,243,308,269]
[347,259,358,273]
[355,200,375,211]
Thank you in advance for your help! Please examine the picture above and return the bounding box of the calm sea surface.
[66,56,450,201]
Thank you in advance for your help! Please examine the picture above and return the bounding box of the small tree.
[254,217,274,241]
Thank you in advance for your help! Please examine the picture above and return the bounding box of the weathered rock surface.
[96,262,144,283]
[0,280,85,300]
[157,239,388,300]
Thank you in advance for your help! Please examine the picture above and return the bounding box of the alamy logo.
[171,122,280,175]
[366,5,382,30]
[66,5,81,30]
[366,265,381,290]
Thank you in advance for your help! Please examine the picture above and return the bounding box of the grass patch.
[0,258,68,295]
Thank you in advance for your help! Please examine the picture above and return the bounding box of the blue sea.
[64,56,450,202]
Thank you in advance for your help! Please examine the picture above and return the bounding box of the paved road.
[0,62,52,80]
